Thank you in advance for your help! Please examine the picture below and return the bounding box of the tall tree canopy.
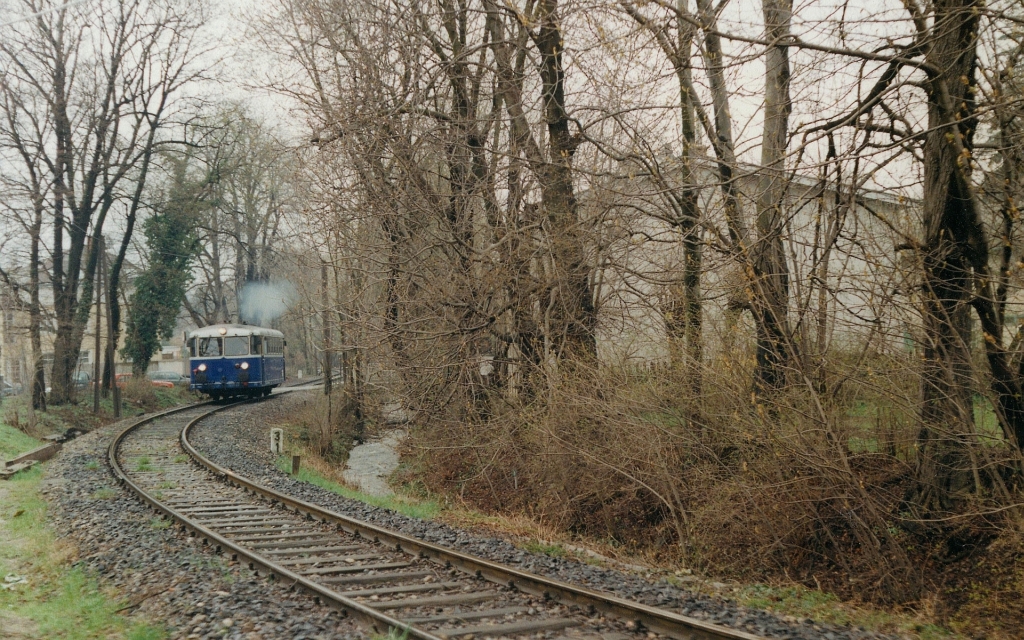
[123,158,203,374]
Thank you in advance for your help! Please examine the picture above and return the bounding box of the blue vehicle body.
[186,324,286,399]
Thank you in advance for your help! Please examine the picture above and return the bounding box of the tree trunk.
[752,0,793,395]
[535,0,595,362]
[322,263,332,396]
[677,18,703,399]
[694,0,749,247]
[486,0,595,365]
[620,0,705,396]
[913,0,1024,510]
[29,197,46,412]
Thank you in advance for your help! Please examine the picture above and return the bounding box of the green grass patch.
[371,626,412,640]
[736,584,955,638]
[0,460,168,640]
[274,455,441,520]
[523,540,568,558]
[91,488,118,500]
[135,457,153,472]
[127,624,170,640]
[149,517,171,530]
[0,417,42,460]
[156,387,194,408]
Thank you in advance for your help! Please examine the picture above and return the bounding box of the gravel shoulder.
[45,407,366,640]
[190,392,894,640]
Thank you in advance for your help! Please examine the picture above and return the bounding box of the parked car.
[73,371,91,389]
[146,371,187,386]
[1,380,22,397]
[115,373,173,389]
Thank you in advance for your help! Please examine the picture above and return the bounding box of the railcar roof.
[188,323,284,339]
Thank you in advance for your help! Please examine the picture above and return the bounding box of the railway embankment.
[0,389,199,639]
[44,408,366,639]
[1,390,975,639]
[189,394,896,640]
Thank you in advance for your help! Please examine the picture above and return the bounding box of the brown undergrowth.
[404,357,1024,638]
[1,383,192,437]
[266,389,362,464]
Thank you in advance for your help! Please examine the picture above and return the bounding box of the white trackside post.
[270,428,284,454]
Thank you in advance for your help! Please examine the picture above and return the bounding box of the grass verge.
[0,419,42,461]
[273,447,958,638]
[0,415,168,639]
[273,453,440,520]
[733,583,955,639]
[262,404,959,640]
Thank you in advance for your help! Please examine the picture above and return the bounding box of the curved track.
[108,396,762,640]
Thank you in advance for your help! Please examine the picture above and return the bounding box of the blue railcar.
[186,324,286,400]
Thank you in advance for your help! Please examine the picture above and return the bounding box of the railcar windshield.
[225,336,249,356]
[198,337,222,357]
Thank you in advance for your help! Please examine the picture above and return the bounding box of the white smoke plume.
[239,280,297,326]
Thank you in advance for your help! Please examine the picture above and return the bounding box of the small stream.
[342,430,405,496]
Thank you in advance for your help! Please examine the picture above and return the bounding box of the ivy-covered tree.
[123,159,204,375]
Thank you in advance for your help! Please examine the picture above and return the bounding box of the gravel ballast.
[45,407,366,640]
[187,392,894,640]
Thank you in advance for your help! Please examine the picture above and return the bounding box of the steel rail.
[178,405,763,640]
[108,398,434,640]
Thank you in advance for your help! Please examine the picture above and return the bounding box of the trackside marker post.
[270,428,284,454]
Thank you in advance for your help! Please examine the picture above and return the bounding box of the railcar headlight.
[240,362,249,370]
[197,363,207,372]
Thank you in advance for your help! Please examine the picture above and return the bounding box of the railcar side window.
[251,335,263,354]
[265,337,283,354]
[225,336,249,356]
[198,337,222,356]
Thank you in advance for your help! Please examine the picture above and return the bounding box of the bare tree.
[0,0,208,404]
[182,108,297,327]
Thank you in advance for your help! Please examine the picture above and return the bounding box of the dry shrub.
[408,352,1016,607]
[121,377,160,412]
[289,389,361,462]
[2,402,24,432]
[943,527,1024,638]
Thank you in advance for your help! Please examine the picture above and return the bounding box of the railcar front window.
[225,336,249,356]
[199,338,222,356]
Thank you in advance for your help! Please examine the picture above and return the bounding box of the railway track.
[108,396,763,640]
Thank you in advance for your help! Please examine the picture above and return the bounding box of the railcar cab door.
[250,334,264,385]
[193,335,224,385]
[224,335,250,391]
